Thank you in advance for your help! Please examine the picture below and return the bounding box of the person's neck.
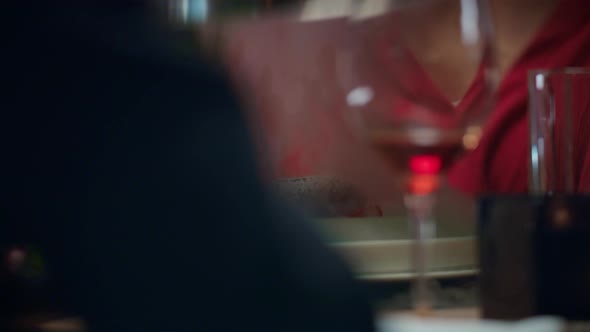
[490,0,559,74]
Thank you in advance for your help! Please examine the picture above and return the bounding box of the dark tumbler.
[479,195,590,321]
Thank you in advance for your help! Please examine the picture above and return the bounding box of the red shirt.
[226,1,590,194]
[449,0,590,194]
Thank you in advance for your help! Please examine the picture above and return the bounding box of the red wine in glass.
[369,128,466,175]
[369,126,482,193]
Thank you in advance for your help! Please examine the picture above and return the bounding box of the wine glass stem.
[404,175,438,314]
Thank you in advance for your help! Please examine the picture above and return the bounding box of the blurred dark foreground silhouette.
[0,2,375,331]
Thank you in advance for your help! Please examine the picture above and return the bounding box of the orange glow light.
[407,174,440,195]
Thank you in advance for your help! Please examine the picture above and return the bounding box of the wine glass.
[340,0,497,314]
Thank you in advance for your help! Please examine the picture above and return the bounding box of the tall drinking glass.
[340,0,497,314]
[529,68,590,194]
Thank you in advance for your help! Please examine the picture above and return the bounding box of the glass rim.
[528,67,590,77]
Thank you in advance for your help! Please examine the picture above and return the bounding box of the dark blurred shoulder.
[2,1,224,82]
[0,0,240,193]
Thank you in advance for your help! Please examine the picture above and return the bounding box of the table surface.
[34,317,85,332]
[381,307,480,320]
[34,187,478,331]
[34,307,480,331]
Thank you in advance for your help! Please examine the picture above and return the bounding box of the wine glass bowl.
[343,0,496,176]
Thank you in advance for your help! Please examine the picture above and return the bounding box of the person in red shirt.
[222,0,590,196]
[449,0,590,194]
